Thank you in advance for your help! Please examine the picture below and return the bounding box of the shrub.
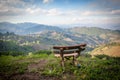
[95,54,111,59]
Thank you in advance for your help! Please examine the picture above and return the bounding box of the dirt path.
[8,59,60,80]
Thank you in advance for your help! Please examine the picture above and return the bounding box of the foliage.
[95,54,111,59]
[0,55,28,77]
[0,40,34,56]
[0,51,24,56]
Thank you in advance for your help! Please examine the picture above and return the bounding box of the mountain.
[67,27,120,43]
[0,22,21,33]
[0,22,120,52]
[0,22,63,34]
[24,24,64,34]
[68,27,120,36]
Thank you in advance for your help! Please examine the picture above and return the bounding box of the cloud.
[26,8,46,15]
[25,7,62,16]
[0,0,119,17]
[0,0,32,16]
[43,0,53,4]
[0,6,25,16]
[72,17,120,25]
[47,8,62,16]
[111,10,120,15]
[0,0,119,26]
[89,0,120,10]
[77,10,120,16]
[0,0,28,8]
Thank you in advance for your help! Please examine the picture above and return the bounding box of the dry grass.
[91,44,120,57]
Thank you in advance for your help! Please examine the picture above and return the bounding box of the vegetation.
[0,52,120,80]
[0,40,34,56]
[1,22,120,49]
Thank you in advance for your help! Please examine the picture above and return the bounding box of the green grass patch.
[0,54,120,80]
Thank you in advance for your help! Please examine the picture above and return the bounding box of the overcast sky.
[0,0,120,28]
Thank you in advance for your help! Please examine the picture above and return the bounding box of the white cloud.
[72,17,120,25]
[111,10,120,15]
[43,0,53,4]
[25,8,62,16]
[77,10,120,16]
[26,8,46,15]
[47,8,62,16]
[0,0,27,8]
[0,0,31,16]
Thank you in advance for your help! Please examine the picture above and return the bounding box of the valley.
[0,22,120,56]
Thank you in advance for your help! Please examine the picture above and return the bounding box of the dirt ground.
[0,59,60,80]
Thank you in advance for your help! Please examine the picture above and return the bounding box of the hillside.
[0,22,120,52]
[68,27,115,36]
[91,43,120,57]
[68,27,120,43]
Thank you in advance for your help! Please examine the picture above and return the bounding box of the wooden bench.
[53,44,86,67]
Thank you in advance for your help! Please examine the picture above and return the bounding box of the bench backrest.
[53,44,86,54]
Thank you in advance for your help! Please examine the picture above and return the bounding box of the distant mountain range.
[0,22,120,50]
[0,22,63,34]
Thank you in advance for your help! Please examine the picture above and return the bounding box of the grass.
[0,53,120,80]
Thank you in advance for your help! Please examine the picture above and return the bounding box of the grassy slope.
[0,54,120,80]
[91,43,120,57]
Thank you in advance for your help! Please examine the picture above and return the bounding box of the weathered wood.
[53,44,86,68]
[53,44,86,50]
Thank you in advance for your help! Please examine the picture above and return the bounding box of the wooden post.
[73,55,77,66]
[60,48,64,68]
[72,56,75,65]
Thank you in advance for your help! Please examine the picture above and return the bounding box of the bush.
[0,51,24,56]
[95,54,111,59]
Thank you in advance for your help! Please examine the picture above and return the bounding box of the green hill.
[0,40,34,56]
[68,27,120,36]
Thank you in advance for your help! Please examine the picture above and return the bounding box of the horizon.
[0,0,120,30]
[0,21,120,30]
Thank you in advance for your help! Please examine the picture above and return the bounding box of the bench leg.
[73,56,77,66]
[61,57,65,68]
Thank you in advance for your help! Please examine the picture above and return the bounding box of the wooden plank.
[53,49,80,54]
[53,44,86,50]
[54,53,78,57]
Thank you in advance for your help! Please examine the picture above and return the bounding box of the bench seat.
[54,53,78,57]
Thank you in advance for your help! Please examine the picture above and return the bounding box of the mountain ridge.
[0,22,120,51]
[0,22,120,35]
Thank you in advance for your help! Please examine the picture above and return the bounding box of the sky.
[0,0,120,29]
